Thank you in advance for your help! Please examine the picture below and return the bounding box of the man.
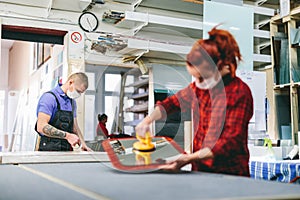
[36,72,91,151]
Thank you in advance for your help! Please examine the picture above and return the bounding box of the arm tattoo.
[43,124,66,139]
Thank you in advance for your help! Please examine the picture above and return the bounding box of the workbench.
[1,152,300,200]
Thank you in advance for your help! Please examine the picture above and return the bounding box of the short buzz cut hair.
[68,72,89,89]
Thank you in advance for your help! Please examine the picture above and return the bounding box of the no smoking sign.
[70,32,82,43]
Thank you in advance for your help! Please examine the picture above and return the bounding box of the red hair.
[186,27,242,77]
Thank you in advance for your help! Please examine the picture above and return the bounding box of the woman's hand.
[135,107,164,137]
[159,148,214,172]
[135,116,152,137]
[158,154,190,172]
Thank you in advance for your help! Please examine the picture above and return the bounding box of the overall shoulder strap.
[47,91,60,110]
[71,99,74,113]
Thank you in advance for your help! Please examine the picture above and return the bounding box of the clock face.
[78,12,99,32]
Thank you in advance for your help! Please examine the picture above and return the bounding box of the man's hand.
[81,143,93,152]
[65,132,80,146]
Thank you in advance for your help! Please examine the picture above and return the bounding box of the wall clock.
[78,12,99,32]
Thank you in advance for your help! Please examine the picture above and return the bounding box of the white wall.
[7,41,30,146]
[8,41,31,90]
[1,41,11,149]
[0,44,9,149]
[3,41,31,151]
[0,47,9,89]
[6,90,19,138]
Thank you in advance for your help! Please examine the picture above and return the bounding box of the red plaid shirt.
[157,75,253,176]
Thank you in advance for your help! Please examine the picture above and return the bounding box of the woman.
[96,113,109,138]
[135,27,253,176]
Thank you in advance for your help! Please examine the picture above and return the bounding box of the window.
[103,73,134,134]
[104,74,120,133]
[104,95,119,133]
[105,74,121,92]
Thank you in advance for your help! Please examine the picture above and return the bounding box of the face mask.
[195,74,221,90]
[67,89,81,99]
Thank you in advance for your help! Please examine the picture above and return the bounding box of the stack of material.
[102,10,125,24]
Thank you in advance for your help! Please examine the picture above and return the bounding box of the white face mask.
[67,89,81,99]
[195,74,221,90]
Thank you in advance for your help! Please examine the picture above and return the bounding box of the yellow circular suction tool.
[133,141,155,152]
[133,132,155,152]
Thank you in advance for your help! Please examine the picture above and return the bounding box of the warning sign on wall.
[70,32,82,43]
[68,30,84,60]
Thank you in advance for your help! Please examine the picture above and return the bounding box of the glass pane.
[105,96,120,133]
[105,74,121,92]
[125,75,134,93]
[204,1,253,71]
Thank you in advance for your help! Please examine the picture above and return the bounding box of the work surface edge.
[0,151,109,164]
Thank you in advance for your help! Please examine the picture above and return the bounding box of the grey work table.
[1,161,300,200]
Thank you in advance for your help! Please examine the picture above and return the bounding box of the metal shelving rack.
[269,5,300,145]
